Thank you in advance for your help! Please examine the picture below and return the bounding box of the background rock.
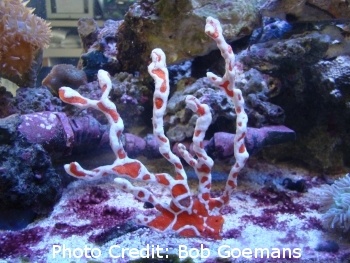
[260,0,350,21]
[117,0,261,74]
[164,69,285,142]
[0,115,62,218]
[242,27,350,172]
[62,72,151,131]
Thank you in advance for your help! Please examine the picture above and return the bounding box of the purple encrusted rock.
[143,134,161,158]
[18,112,63,145]
[209,132,235,159]
[207,125,296,158]
[15,87,62,113]
[124,133,146,157]
[245,125,296,155]
[17,112,107,157]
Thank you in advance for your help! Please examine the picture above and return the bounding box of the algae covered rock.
[117,0,260,73]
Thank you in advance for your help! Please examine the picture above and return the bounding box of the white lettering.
[52,245,61,258]
[293,248,302,258]
[178,244,210,259]
[217,245,230,258]
[109,245,121,258]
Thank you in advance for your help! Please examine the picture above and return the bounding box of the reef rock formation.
[239,32,330,73]
[0,115,62,222]
[62,72,150,130]
[0,84,62,117]
[0,86,18,118]
[15,87,62,114]
[260,0,350,21]
[117,0,261,73]
[0,0,51,87]
[165,69,285,142]
[240,23,350,172]
[77,18,100,53]
[78,19,123,81]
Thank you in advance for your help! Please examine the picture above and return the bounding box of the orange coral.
[0,0,51,87]
[59,17,249,240]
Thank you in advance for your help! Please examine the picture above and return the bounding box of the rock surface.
[78,19,123,81]
[62,72,151,130]
[0,115,62,218]
[117,0,261,73]
[164,70,285,142]
[260,0,350,21]
[239,32,330,72]
[239,25,350,172]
